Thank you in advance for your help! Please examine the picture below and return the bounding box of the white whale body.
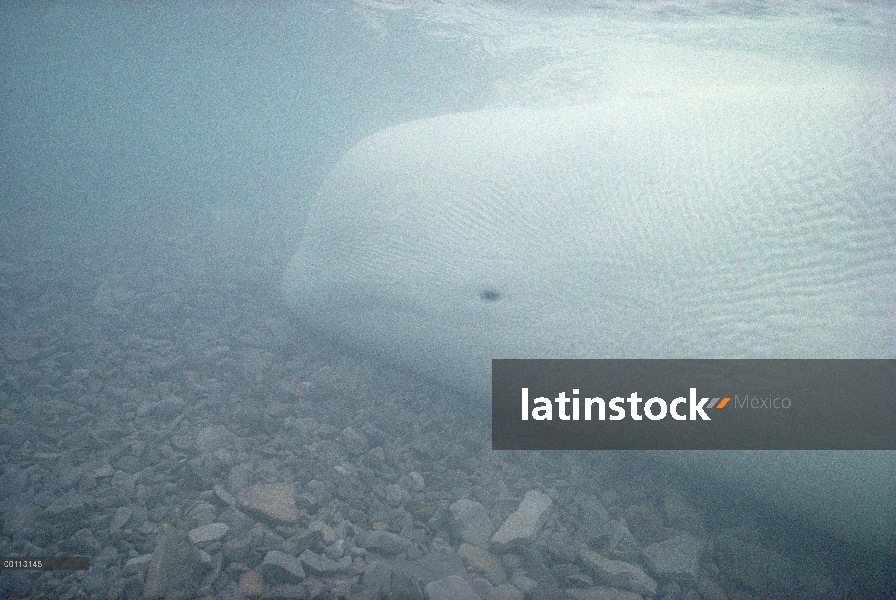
[283,76,895,550]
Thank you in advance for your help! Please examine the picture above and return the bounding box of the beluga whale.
[282,59,895,552]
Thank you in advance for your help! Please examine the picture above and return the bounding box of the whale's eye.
[480,288,502,302]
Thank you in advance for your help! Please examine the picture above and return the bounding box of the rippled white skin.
[283,75,895,550]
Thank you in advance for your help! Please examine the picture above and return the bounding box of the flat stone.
[188,522,229,544]
[643,533,703,578]
[451,499,495,548]
[580,548,657,598]
[299,549,338,574]
[458,543,506,584]
[124,554,153,571]
[238,484,299,524]
[144,527,207,600]
[361,529,407,555]
[260,550,306,583]
[213,484,235,506]
[491,490,553,547]
[425,575,483,600]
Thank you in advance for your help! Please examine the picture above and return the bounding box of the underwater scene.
[1,2,894,599]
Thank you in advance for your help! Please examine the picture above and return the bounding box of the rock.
[42,492,90,525]
[143,527,207,600]
[491,490,553,547]
[363,560,393,595]
[643,533,703,579]
[696,577,727,600]
[94,465,114,478]
[425,575,483,600]
[185,501,217,527]
[290,528,325,555]
[124,554,153,572]
[458,543,507,584]
[299,549,338,574]
[510,572,537,594]
[580,548,657,598]
[260,550,306,583]
[213,484,235,506]
[471,577,494,599]
[109,506,133,531]
[390,571,424,600]
[65,528,101,554]
[450,499,495,547]
[393,550,467,584]
[188,522,229,544]
[341,426,368,455]
[567,587,645,600]
[407,471,425,491]
[238,484,299,524]
[239,570,265,596]
[361,529,407,555]
[487,583,525,600]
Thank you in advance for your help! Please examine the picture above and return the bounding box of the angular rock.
[124,554,153,572]
[260,550,306,583]
[363,560,393,596]
[458,543,507,584]
[144,527,207,600]
[451,499,495,547]
[109,506,133,531]
[643,533,703,579]
[393,550,467,584]
[361,529,407,555]
[580,548,657,597]
[390,571,424,600]
[425,575,483,600]
[299,548,338,574]
[238,484,299,524]
[239,570,264,596]
[188,522,229,544]
[491,490,552,547]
